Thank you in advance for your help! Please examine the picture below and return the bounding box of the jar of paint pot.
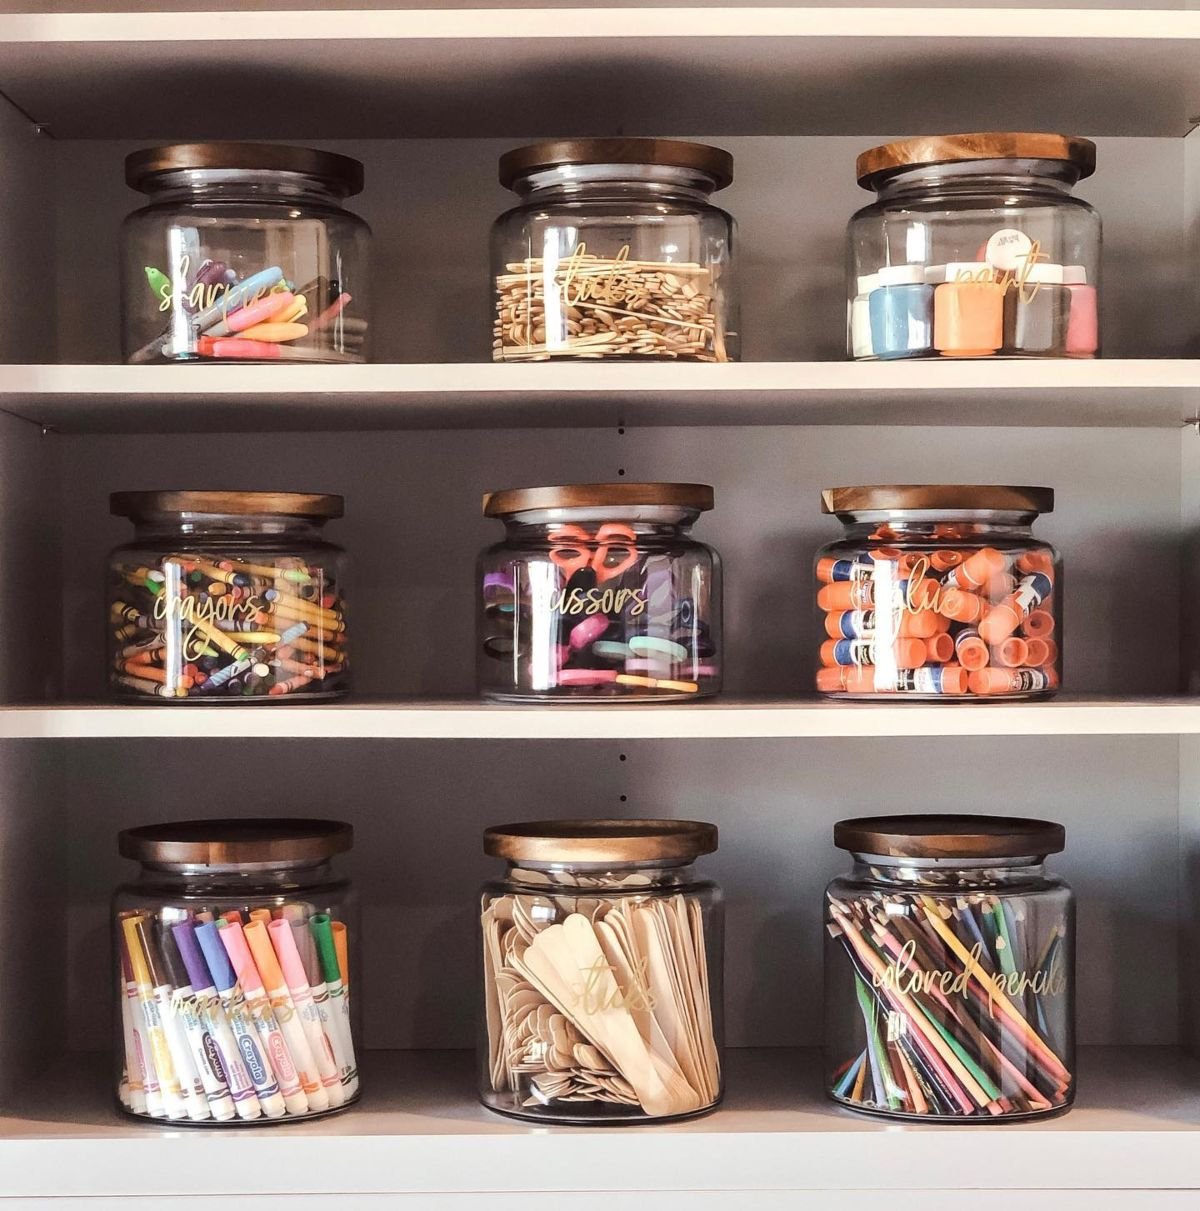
[107,491,349,702]
[121,143,370,364]
[847,133,1100,360]
[479,819,724,1123]
[815,485,1060,699]
[825,814,1074,1121]
[478,482,722,701]
[112,818,360,1124]
[492,138,738,362]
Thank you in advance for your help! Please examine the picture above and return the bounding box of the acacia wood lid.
[499,138,733,190]
[484,482,714,516]
[126,142,364,195]
[120,819,353,865]
[485,819,718,863]
[856,132,1096,189]
[111,490,344,520]
[821,485,1053,515]
[835,814,1065,859]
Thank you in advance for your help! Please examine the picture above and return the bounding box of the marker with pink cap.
[268,917,344,1107]
[218,921,310,1116]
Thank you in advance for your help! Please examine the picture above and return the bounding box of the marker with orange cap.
[954,627,990,672]
[219,922,310,1115]
[944,548,1010,591]
[268,918,344,1108]
[245,921,328,1113]
[978,572,1053,645]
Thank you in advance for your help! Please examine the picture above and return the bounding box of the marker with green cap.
[310,914,358,1095]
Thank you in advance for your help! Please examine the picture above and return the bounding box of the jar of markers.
[107,491,349,702]
[478,482,722,701]
[121,142,370,364]
[847,133,1100,360]
[492,138,738,362]
[815,485,1060,699]
[825,814,1074,1121]
[480,819,724,1123]
[113,819,360,1124]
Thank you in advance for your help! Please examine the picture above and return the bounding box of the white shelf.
[2,361,1196,433]
[1,1048,1196,1197]
[4,696,1199,739]
[2,8,1200,137]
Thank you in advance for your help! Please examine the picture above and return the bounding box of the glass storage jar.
[108,491,349,702]
[492,138,737,362]
[122,142,370,364]
[478,482,722,701]
[847,133,1100,360]
[825,814,1074,1121]
[113,818,360,1124]
[479,819,724,1124]
[815,485,1060,699]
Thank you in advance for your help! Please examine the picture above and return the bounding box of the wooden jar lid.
[126,142,364,196]
[821,485,1053,515]
[499,138,733,190]
[120,819,353,865]
[835,814,1065,859]
[485,819,718,863]
[111,490,344,520]
[484,482,714,516]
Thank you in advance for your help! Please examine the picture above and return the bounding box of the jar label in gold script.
[560,243,634,306]
[549,586,648,618]
[951,239,1051,304]
[874,937,1068,1002]
[574,956,656,1015]
[154,589,267,660]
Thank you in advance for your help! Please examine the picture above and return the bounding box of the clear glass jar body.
[847,161,1100,360]
[113,859,360,1123]
[479,858,724,1123]
[478,506,722,701]
[824,854,1074,1121]
[815,510,1061,699]
[108,513,349,702]
[492,165,738,362]
[121,170,370,364]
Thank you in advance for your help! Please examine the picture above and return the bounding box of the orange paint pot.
[933,280,1004,356]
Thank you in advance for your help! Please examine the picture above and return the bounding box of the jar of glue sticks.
[815,485,1061,699]
[848,133,1100,360]
[478,482,722,701]
[479,819,724,1124]
[825,814,1075,1121]
[107,491,349,702]
[492,138,738,361]
[121,142,369,364]
[113,819,360,1124]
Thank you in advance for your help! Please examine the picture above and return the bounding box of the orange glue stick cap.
[1023,637,1050,666]
[898,611,940,639]
[817,581,873,612]
[895,637,927,670]
[969,668,1020,695]
[938,588,984,624]
[1023,609,1055,638]
[925,632,955,663]
[939,664,970,695]
[954,628,989,672]
[995,636,1029,668]
[978,598,1023,645]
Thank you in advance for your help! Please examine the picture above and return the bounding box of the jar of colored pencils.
[479,819,724,1123]
[825,814,1074,1121]
[107,491,349,701]
[113,819,360,1123]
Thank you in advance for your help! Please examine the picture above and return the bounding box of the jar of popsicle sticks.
[824,814,1075,1121]
[479,819,724,1124]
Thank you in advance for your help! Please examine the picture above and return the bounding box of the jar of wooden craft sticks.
[479,819,724,1124]
[491,138,738,362]
[825,814,1075,1122]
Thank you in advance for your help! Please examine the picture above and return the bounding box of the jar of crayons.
[121,142,369,363]
[113,819,360,1124]
[480,819,724,1123]
[825,814,1074,1121]
[815,485,1061,699]
[107,491,349,702]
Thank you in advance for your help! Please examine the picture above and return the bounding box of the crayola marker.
[195,922,286,1118]
[311,914,358,1095]
[268,918,344,1107]
[218,922,309,1115]
[159,926,237,1121]
[244,920,327,1112]
[140,919,211,1121]
[173,922,263,1121]
[121,915,188,1120]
